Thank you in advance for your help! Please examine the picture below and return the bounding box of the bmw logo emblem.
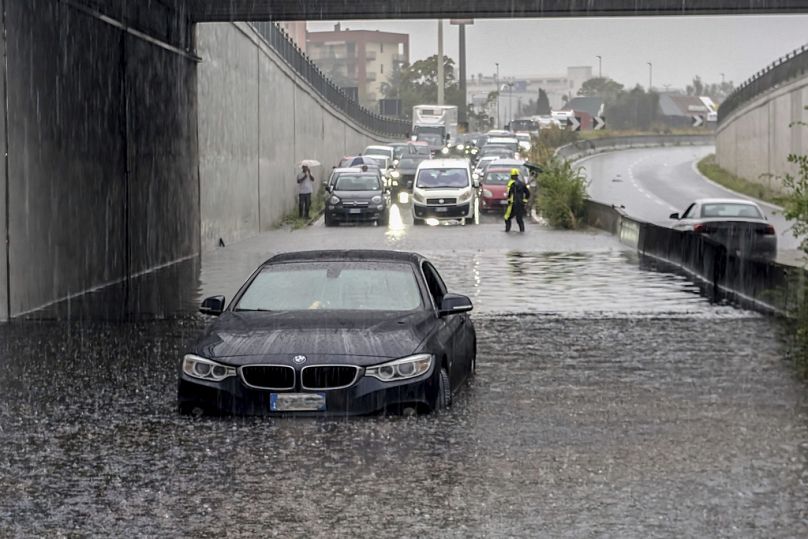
[293,355,307,364]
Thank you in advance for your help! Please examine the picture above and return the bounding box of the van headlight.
[365,354,432,382]
[458,190,473,203]
[412,191,426,203]
[182,355,236,382]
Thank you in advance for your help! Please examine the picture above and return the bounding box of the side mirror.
[438,293,473,316]
[669,212,680,220]
[200,295,225,316]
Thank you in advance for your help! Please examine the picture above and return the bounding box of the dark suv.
[325,173,391,227]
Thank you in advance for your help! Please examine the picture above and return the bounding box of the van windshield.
[416,168,469,189]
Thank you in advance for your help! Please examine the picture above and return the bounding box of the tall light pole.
[437,20,444,105]
[647,61,653,91]
[720,72,725,84]
[495,62,500,128]
[596,55,602,78]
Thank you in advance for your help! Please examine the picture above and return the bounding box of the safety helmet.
[510,168,520,177]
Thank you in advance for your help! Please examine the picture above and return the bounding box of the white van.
[411,159,477,225]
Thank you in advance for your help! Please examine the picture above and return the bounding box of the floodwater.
[1,222,806,536]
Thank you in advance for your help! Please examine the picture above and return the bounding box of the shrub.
[536,157,589,229]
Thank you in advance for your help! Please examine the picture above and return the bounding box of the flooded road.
[1,221,806,536]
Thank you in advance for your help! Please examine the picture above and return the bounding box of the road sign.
[594,116,606,130]
[568,116,581,132]
[692,115,704,128]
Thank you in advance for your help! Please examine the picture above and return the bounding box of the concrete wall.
[716,75,808,192]
[0,0,6,321]
[2,0,199,317]
[197,23,382,250]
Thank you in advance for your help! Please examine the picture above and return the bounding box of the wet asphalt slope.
[1,220,807,536]
[581,145,801,254]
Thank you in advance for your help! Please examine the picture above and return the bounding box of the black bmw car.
[178,250,476,416]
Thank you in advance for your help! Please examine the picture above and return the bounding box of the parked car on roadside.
[179,250,476,416]
[325,172,391,227]
[669,198,777,260]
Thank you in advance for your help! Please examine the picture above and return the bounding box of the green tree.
[381,55,464,120]
[536,88,551,115]
[578,77,624,103]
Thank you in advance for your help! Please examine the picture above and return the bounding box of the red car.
[479,167,515,212]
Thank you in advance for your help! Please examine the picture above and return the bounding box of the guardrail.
[249,22,410,138]
[585,200,806,315]
[719,43,808,123]
[556,134,715,161]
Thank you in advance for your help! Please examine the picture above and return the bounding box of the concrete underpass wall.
[197,23,382,250]
[2,0,199,318]
[716,76,808,191]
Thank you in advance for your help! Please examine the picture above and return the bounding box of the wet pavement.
[1,216,807,536]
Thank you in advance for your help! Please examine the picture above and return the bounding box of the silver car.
[669,198,777,261]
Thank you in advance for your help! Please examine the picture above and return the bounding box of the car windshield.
[334,174,380,191]
[398,158,421,169]
[236,262,423,311]
[417,134,443,146]
[483,171,511,185]
[416,168,469,189]
[700,203,763,218]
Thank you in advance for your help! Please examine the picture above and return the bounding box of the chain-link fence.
[250,22,410,138]
[719,43,808,123]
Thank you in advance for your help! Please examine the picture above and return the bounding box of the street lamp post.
[596,55,602,78]
[437,19,444,105]
[647,61,653,91]
[495,62,500,128]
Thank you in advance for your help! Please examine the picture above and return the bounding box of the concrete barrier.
[197,23,386,250]
[584,200,807,315]
[556,134,715,161]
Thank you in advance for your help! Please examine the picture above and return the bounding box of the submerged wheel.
[324,213,335,227]
[413,217,425,226]
[379,211,390,226]
[435,368,452,411]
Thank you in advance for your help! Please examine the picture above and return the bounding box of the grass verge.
[278,186,326,230]
[696,154,787,206]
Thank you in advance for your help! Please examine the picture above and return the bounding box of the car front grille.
[342,200,369,207]
[301,365,361,390]
[240,365,296,390]
[426,198,457,205]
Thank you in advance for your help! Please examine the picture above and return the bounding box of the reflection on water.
[428,250,750,317]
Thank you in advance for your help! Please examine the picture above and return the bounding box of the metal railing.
[719,42,808,123]
[250,22,409,138]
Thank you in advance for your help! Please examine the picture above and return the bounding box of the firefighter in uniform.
[504,168,531,232]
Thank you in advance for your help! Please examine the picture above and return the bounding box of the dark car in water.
[324,172,390,226]
[669,198,777,260]
[178,250,477,416]
[393,155,428,191]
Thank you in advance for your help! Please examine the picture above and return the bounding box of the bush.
[536,157,588,229]
[529,125,579,165]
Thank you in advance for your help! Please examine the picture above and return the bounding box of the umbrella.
[299,159,321,168]
[524,162,544,174]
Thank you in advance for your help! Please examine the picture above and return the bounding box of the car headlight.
[471,148,478,155]
[371,195,382,204]
[441,147,450,155]
[458,190,473,203]
[391,170,400,179]
[182,354,236,382]
[456,144,465,151]
[329,195,340,205]
[482,189,493,198]
[393,159,400,166]
[365,354,433,382]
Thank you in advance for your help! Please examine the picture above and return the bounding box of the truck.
[412,105,458,151]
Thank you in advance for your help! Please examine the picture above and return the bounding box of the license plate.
[349,209,362,214]
[500,200,509,205]
[270,393,326,412]
[435,207,448,212]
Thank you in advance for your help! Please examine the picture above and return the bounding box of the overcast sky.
[308,16,808,90]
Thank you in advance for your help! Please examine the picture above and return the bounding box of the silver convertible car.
[669,198,777,260]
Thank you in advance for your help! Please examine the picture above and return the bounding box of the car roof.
[332,167,361,173]
[694,198,760,206]
[417,158,470,168]
[265,250,424,266]
[365,145,394,151]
